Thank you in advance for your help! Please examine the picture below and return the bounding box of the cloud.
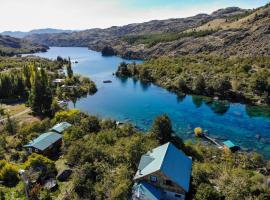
[0,0,267,32]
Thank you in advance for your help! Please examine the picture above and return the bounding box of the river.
[30,47,270,158]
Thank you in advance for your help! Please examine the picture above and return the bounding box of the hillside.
[1,28,74,38]
[96,4,270,59]
[24,7,255,58]
[0,35,48,56]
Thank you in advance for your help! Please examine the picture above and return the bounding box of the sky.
[0,0,269,32]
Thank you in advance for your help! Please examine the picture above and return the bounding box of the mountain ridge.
[24,5,270,59]
[1,28,75,38]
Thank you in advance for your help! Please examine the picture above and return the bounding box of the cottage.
[50,122,72,134]
[133,142,192,200]
[23,132,62,156]
[223,140,239,152]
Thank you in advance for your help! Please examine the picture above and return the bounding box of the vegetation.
[123,29,218,47]
[1,110,269,199]
[0,35,48,56]
[116,56,270,105]
[0,56,97,116]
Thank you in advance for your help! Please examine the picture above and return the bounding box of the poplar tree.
[66,57,73,79]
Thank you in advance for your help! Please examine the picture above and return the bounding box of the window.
[150,175,157,182]
[165,179,173,186]
[175,194,182,198]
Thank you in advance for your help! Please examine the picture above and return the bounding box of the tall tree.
[66,57,73,79]
[151,114,173,144]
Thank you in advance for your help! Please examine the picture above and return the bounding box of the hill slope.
[0,35,48,56]
[24,5,270,58]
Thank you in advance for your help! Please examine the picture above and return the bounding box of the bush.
[23,154,56,179]
[0,160,19,187]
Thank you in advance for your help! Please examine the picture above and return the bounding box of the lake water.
[31,47,270,158]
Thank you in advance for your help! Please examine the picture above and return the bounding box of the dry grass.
[0,103,40,124]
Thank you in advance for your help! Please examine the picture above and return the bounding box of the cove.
[30,47,270,158]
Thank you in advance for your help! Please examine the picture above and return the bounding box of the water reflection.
[246,105,270,119]
[192,96,203,108]
[176,93,186,103]
[205,100,230,115]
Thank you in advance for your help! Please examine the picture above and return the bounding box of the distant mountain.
[0,34,48,56]
[1,28,75,38]
[25,7,247,47]
[25,5,270,58]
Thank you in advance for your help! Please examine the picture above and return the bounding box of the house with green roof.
[50,122,72,134]
[133,142,192,200]
[23,132,63,156]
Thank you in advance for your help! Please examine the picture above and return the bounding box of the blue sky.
[125,0,269,9]
[0,0,269,32]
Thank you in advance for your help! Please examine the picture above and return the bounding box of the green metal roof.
[24,132,62,151]
[134,142,192,192]
[50,122,72,133]
[223,140,236,149]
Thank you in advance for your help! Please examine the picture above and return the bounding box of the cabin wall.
[137,171,185,194]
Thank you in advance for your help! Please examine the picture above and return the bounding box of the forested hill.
[0,35,48,56]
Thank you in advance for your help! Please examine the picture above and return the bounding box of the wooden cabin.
[133,142,192,200]
[23,132,62,157]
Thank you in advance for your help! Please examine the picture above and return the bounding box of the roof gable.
[134,142,192,192]
[160,143,192,192]
[24,132,62,151]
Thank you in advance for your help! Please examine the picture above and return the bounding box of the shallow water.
[31,47,270,158]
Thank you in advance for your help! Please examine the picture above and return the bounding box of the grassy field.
[0,103,39,124]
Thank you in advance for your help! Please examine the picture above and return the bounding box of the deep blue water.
[30,47,270,158]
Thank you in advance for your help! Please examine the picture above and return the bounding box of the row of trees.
[0,65,54,116]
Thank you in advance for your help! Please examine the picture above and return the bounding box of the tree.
[178,79,188,93]
[66,57,73,79]
[4,114,17,135]
[213,77,232,96]
[0,160,19,187]
[81,116,101,133]
[250,70,270,95]
[116,62,130,77]
[193,75,206,94]
[28,68,53,115]
[151,114,173,144]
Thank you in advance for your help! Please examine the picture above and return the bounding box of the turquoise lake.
[31,47,270,158]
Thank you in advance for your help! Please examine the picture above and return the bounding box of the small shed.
[23,132,62,156]
[57,169,73,182]
[223,140,239,152]
[50,122,72,134]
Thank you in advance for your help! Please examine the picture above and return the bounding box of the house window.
[35,149,39,153]
[175,194,182,198]
[165,179,173,186]
[150,175,157,183]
